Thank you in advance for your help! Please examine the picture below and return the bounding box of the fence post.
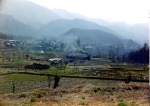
[47,75,52,88]
[148,85,150,103]
[11,81,15,93]
[125,75,131,83]
[53,76,60,89]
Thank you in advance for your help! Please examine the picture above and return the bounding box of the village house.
[48,58,64,66]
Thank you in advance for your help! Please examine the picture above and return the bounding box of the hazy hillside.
[0,14,34,36]
[1,0,61,29]
[1,0,89,29]
[0,32,13,39]
[61,28,140,55]
[0,0,147,46]
[93,20,149,45]
[39,19,114,38]
[109,23,149,45]
[52,9,87,20]
[63,28,121,45]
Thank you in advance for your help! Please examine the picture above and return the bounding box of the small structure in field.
[48,58,64,66]
[4,40,19,48]
[66,52,91,62]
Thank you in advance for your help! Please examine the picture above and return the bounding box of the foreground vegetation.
[0,46,149,106]
[0,80,149,106]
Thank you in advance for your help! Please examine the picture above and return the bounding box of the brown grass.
[0,82,149,106]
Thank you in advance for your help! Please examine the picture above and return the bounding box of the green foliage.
[18,93,27,98]
[32,89,47,98]
[48,66,80,76]
[118,100,128,106]
[81,96,85,100]
[12,58,26,68]
[79,101,88,106]
[0,74,48,93]
[7,74,47,82]
[30,97,37,102]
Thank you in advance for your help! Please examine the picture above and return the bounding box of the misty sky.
[29,0,150,24]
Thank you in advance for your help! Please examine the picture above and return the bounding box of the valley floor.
[0,50,149,106]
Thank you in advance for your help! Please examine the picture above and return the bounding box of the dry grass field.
[0,80,149,106]
[0,49,149,106]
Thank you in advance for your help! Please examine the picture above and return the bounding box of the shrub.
[30,97,37,102]
[32,89,47,98]
[18,93,27,98]
[118,100,128,106]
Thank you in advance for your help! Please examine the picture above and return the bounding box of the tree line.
[110,43,149,64]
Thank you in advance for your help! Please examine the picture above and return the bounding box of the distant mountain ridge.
[39,19,115,37]
[1,0,61,29]
[61,28,140,54]
[0,14,35,37]
[92,20,149,45]
[0,0,147,46]
[63,28,121,45]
